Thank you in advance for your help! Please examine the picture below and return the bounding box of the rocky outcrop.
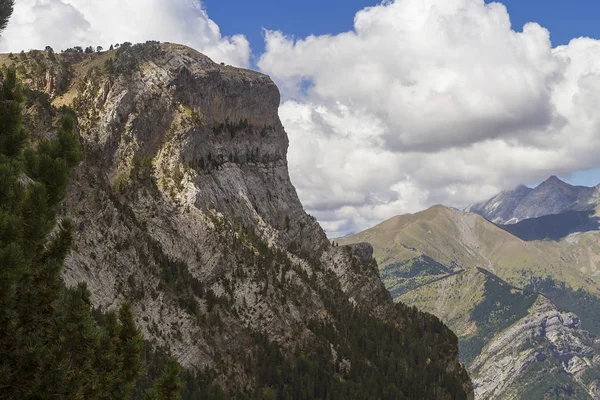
[321,243,390,315]
[471,298,600,399]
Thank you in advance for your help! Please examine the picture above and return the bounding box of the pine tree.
[0,0,13,34]
[43,283,99,398]
[0,68,154,400]
[95,311,123,399]
[117,302,145,397]
[145,357,182,400]
[0,68,26,157]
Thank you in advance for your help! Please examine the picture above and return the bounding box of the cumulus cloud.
[259,0,600,237]
[0,0,250,67]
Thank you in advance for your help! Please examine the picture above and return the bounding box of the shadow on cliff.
[496,210,600,241]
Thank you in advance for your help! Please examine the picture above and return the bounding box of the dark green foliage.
[132,155,154,181]
[191,215,471,399]
[525,277,600,337]
[136,302,470,400]
[387,256,453,279]
[0,52,471,399]
[145,358,183,400]
[36,286,144,399]
[213,118,251,138]
[23,86,53,110]
[106,41,164,76]
[119,303,145,388]
[579,367,600,395]
[0,0,13,34]
[64,46,84,54]
[24,116,83,203]
[0,69,145,399]
[237,303,470,400]
[260,124,274,137]
[0,69,26,157]
[134,344,225,400]
[143,236,216,316]
[128,211,470,399]
[459,269,537,364]
[381,256,458,297]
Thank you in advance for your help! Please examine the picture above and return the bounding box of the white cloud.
[260,0,600,237]
[3,0,600,237]
[0,0,250,67]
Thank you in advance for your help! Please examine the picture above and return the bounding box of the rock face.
[62,43,331,367]
[471,298,600,399]
[18,42,472,396]
[466,176,600,225]
[465,184,533,225]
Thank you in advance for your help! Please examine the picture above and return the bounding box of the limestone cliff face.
[16,42,472,396]
[60,43,347,367]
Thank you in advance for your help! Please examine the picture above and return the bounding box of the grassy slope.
[340,205,600,318]
[340,205,600,397]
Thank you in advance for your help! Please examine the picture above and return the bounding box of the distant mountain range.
[465,176,600,225]
[340,177,600,399]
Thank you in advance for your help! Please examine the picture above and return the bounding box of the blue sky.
[203,0,379,59]
[204,0,600,189]
[205,0,600,53]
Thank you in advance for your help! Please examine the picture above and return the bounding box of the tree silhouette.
[0,0,13,34]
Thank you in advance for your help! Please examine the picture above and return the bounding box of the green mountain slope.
[340,205,600,399]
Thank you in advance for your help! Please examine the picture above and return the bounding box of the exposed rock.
[465,184,533,225]
[466,176,600,225]
[471,298,599,399]
[61,43,338,368]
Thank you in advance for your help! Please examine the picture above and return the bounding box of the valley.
[340,180,600,399]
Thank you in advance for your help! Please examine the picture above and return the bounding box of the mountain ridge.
[466,176,600,225]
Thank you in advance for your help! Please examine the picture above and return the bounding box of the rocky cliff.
[9,43,472,397]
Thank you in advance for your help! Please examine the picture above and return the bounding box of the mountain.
[8,43,473,398]
[499,209,600,241]
[466,176,600,225]
[339,205,600,399]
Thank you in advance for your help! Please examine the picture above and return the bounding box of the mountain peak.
[467,174,600,225]
[514,184,533,193]
[538,175,567,187]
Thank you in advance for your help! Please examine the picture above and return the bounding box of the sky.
[203,0,600,58]
[2,0,600,236]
